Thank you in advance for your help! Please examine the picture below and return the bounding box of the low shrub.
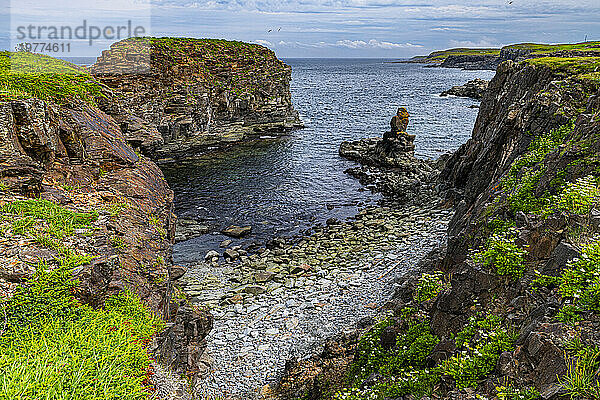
[472,228,527,280]
[414,271,447,303]
[442,315,516,388]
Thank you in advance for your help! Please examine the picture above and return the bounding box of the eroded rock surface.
[91,38,303,163]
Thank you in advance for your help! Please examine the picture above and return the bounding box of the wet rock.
[205,250,220,261]
[223,248,240,261]
[220,239,233,248]
[221,225,252,238]
[171,265,187,280]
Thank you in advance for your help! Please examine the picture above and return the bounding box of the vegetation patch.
[414,271,447,303]
[0,199,98,268]
[559,345,600,398]
[472,228,527,280]
[523,57,600,76]
[442,314,517,388]
[0,264,163,399]
[0,51,104,104]
[0,198,163,399]
[555,241,600,318]
[495,381,540,400]
[501,121,574,214]
[334,311,440,399]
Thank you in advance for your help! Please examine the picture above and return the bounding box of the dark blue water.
[164,59,495,264]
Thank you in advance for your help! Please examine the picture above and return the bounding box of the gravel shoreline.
[181,204,452,399]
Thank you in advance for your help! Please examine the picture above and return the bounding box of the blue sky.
[3,0,600,58]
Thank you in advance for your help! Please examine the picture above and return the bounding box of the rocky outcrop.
[440,78,489,100]
[0,93,212,391]
[91,38,302,163]
[339,107,444,202]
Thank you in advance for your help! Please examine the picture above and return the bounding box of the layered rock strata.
[91,38,302,163]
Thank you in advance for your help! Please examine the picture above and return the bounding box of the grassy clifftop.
[0,52,104,104]
[410,41,600,64]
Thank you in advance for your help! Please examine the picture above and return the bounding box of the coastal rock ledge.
[91,38,303,163]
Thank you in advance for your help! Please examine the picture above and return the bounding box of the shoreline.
[183,201,453,398]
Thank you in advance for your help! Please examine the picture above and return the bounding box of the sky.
[2,0,600,58]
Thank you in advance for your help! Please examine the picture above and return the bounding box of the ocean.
[160,58,495,264]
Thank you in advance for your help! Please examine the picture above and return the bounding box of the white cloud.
[253,39,273,47]
[335,39,422,49]
[276,39,422,50]
[448,38,505,48]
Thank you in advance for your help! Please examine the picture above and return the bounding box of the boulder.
[205,250,220,261]
[221,225,252,238]
[223,248,240,261]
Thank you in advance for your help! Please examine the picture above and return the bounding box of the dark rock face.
[440,54,501,70]
[440,60,596,264]
[91,38,302,163]
[440,78,489,100]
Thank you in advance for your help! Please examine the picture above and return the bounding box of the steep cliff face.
[441,59,599,262]
[91,38,302,162]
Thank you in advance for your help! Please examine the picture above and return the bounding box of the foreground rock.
[222,225,253,238]
[339,108,444,202]
[91,38,303,163]
[0,56,212,396]
[440,78,489,100]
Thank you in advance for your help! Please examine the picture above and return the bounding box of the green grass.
[412,41,600,64]
[0,275,163,400]
[0,51,104,104]
[559,345,600,398]
[523,57,600,75]
[0,199,98,268]
[0,199,164,399]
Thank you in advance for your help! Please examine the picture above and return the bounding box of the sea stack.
[339,107,416,167]
[379,107,416,161]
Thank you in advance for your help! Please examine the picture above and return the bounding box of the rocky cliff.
[276,55,600,400]
[0,52,211,397]
[91,38,302,163]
